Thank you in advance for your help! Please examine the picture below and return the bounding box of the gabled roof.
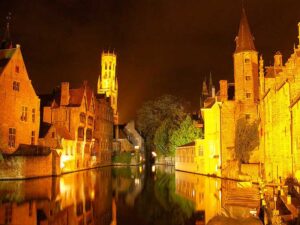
[69,87,84,106]
[0,48,16,74]
[235,8,256,53]
[55,126,72,140]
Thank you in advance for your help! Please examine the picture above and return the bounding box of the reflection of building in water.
[0,168,112,225]
[175,171,221,224]
[112,166,143,207]
[175,171,261,224]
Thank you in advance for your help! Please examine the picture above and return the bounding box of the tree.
[234,117,259,164]
[169,115,202,156]
[136,95,187,149]
[154,118,176,156]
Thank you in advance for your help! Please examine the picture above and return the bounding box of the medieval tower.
[97,51,119,124]
[234,8,259,120]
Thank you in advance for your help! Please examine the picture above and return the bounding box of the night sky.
[0,0,300,123]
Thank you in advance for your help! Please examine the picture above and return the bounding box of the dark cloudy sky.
[0,0,300,122]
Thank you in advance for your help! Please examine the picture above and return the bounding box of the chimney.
[60,82,69,106]
[212,86,216,98]
[219,80,228,101]
[274,51,282,67]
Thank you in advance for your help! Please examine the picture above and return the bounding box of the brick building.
[0,44,40,154]
[40,81,96,171]
[94,94,114,166]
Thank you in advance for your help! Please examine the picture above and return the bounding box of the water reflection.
[0,166,262,225]
[0,168,112,225]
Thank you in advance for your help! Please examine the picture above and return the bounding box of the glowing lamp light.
[152,165,156,172]
[151,151,157,157]
[134,145,139,150]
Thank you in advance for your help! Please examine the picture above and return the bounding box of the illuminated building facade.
[41,81,96,172]
[176,9,300,182]
[94,94,114,166]
[97,51,119,124]
[259,22,300,181]
[0,45,40,154]
[176,99,221,176]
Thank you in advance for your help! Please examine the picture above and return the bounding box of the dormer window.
[246,93,251,98]
[245,58,250,63]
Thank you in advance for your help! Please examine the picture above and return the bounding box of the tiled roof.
[55,125,72,140]
[69,87,84,106]
[235,8,256,53]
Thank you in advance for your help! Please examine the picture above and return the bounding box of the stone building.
[259,22,300,181]
[40,81,96,171]
[97,51,119,124]
[0,44,40,154]
[94,94,114,166]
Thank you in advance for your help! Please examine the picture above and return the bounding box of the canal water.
[0,165,262,225]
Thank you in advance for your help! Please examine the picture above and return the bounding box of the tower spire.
[1,12,12,49]
[202,77,209,100]
[235,8,256,53]
[208,72,213,96]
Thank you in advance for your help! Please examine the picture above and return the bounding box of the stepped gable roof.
[235,8,256,53]
[0,48,15,74]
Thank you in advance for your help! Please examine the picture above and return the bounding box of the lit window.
[245,76,251,80]
[246,93,251,98]
[13,81,20,91]
[8,128,16,148]
[32,109,35,123]
[21,106,28,121]
[31,131,35,145]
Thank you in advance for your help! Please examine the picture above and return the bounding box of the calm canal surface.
[0,165,262,225]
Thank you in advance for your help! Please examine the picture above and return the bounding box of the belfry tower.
[97,51,119,124]
[234,8,259,120]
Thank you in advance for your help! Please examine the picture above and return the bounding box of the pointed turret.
[235,8,256,53]
[202,77,209,100]
[208,72,213,96]
[1,13,12,49]
[97,75,101,92]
